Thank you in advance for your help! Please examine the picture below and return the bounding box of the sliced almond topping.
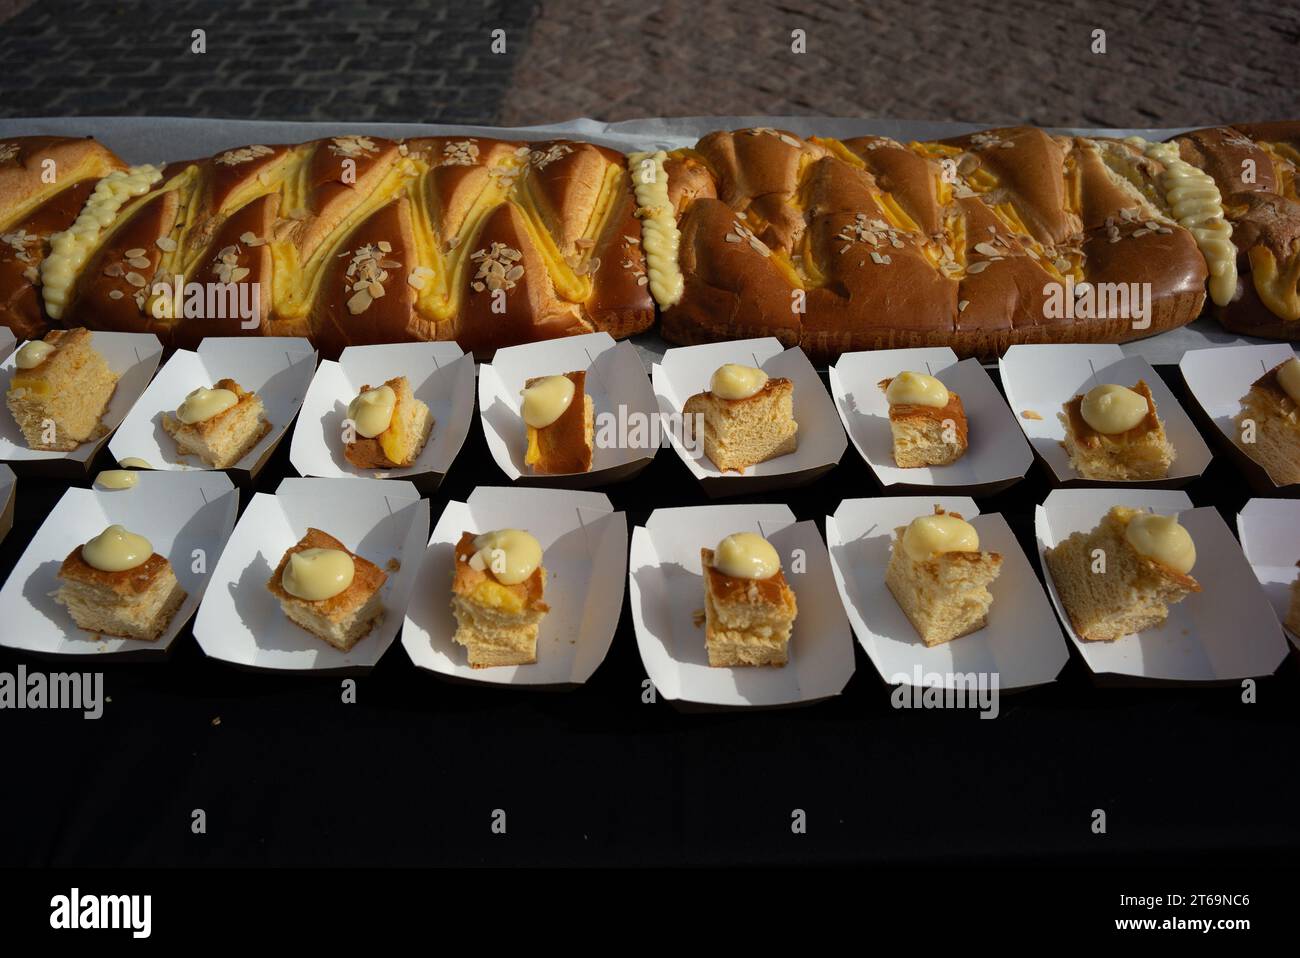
[346,289,373,314]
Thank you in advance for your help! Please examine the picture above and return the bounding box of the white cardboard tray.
[826,495,1068,690]
[192,477,428,671]
[629,502,854,707]
[0,470,238,656]
[109,336,316,476]
[289,341,475,483]
[401,486,627,685]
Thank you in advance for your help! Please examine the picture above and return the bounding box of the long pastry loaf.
[1167,123,1300,341]
[0,134,655,356]
[646,126,1223,361]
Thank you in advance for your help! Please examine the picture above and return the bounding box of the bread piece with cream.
[1045,506,1200,642]
[884,508,1002,646]
[450,529,549,667]
[54,524,186,640]
[343,375,433,470]
[683,363,797,472]
[6,328,118,450]
[1059,381,1174,480]
[701,531,798,667]
[1233,357,1300,486]
[522,370,593,474]
[162,377,270,469]
[266,528,387,651]
[878,371,967,467]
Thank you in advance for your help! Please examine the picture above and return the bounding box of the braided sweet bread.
[1168,122,1300,341]
[0,133,654,357]
[647,126,1220,361]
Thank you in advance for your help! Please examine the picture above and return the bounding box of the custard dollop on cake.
[1059,380,1174,480]
[1045,506,1201,642]
[522,370,593,474]
[451,528,549,667]
[701,531,798,667]
[266,528,386,651]
[878,372,967,468]
[1233,357,1300,486]
[685,364,797,472]
[6,328,119,451]
[343,375,433,470]
[54,523,186,641]
[162,377,270,469]
[885,507,1001,647]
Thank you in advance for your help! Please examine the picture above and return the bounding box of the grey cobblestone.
[0,0,1294,129]
[0,0,538,123]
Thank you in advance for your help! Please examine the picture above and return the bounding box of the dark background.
[0,0,1297,889]
[0,366,1296,871]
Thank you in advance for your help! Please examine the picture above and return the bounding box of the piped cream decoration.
[14,340,55,369]
[1127,137,1237,306]
[470,529,543,585]
[901,513,979,562]
[82,524,152,572]
[714,531,781,580]
[1080,384,1148,434]
[886,371,949,408]
[40,164,164,319]
[95,470,138,489]
[627,150,684,308]
[348,384,397,438]
[1124,512,1196,574]
[282,547,355,600]
[176,386,237,424]
[709,363,768,400]
[1277,357,1300,402]
[520,375,575,428]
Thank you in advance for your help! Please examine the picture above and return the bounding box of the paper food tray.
[109,336,316,476]
[192,477,428,671]
[629,502,854,707]
[1179,343,1299,491]
[829,347,1031,493]
[479,332,658,488]
[0,470,238,657]
[289,341,474,485]
[1236,498,1300,649]
[401,486,627,686]
[1035,488,1287,681]
[652,338,846,497]
[1001,344,1211,486]
[826,496,1068,691]
[0,331,162,471]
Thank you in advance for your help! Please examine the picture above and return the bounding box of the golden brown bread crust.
[700,546,797,613]
[452,530,548,612]
[1062,380,1161,448]
[878,376,969,445]
[525,369,592,474]
[266,527,387,618]
[1171,123,1300,340]
[661,126,1210,361]
[0,134,654,358]
[0,136,126,340]
[59,544,171,595]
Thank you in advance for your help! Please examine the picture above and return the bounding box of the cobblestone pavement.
[0,0,1295,128]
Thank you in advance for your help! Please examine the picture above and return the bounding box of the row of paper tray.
[0,473,1295,706]
[0,327,1296,495]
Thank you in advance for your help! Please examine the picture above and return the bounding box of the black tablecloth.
[1,365,1297,868]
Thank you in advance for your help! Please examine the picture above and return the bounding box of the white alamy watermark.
[0,666,103,719]
[50,889,150,939]
[889,666,1000,719]
[1043,278,1152,330]
[592,406,704,457]
[149,274,261,329]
